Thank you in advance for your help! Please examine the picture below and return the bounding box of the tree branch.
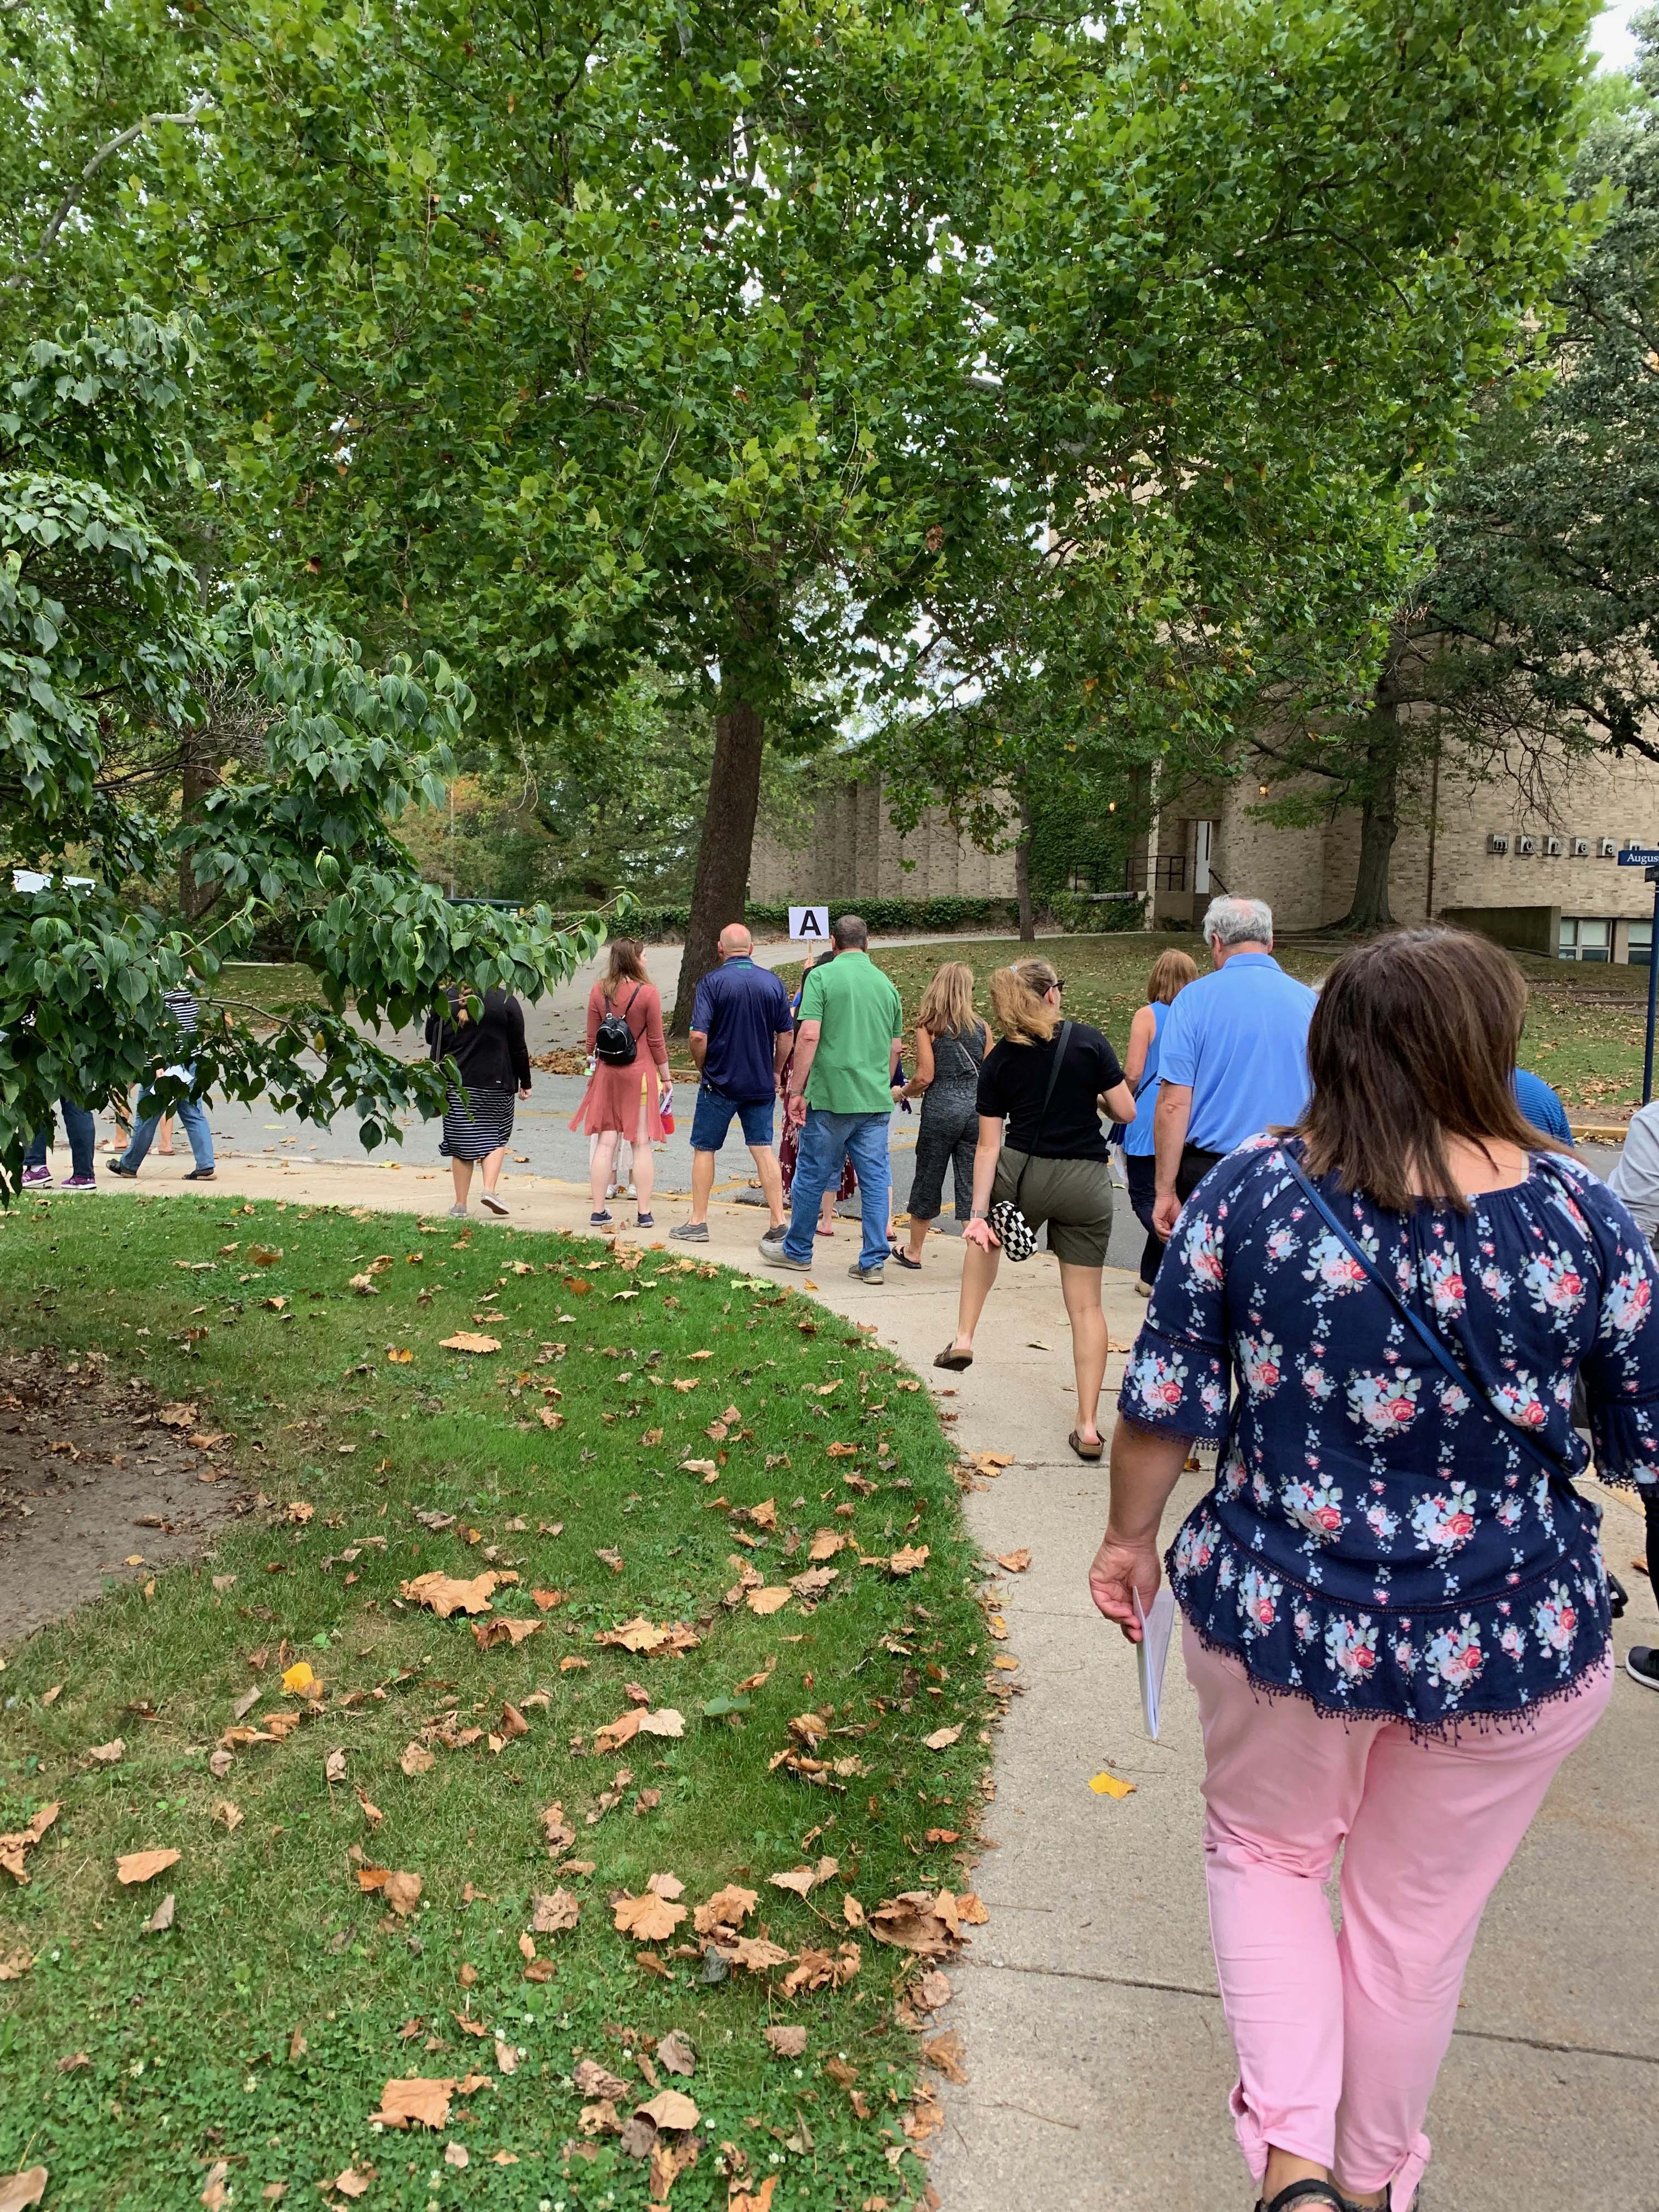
[4,102,215,288]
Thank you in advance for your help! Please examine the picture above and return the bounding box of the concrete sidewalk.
[91,1158,1659,2212]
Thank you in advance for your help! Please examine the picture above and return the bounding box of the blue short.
[690,1086,776,1153]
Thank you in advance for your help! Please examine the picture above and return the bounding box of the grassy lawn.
[778,933,1653,1119]
[211,964,329,1021]
[0,1198,989,2210]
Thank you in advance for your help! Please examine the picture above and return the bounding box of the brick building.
[749,743,1659,964]
[1146,739,1659,963]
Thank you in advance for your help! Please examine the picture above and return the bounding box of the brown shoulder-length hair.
[1295,928,1567,1213]
[601,939,647,1001]
[1148,947,1198,1006]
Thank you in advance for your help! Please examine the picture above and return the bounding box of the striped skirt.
[439,1085,516,1161]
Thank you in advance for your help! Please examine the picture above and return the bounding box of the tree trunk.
[178,730,221,922]
[1331,620,1408,934]
[1013,789,1036,943]
[672,687,766,1034]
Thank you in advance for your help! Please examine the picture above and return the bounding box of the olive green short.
[991,1147,1115,1267]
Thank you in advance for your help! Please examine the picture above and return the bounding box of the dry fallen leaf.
[638,2088,699,2132]
[744,1587,791,1617]
[471,1617,541,1651]
[440,1332,500,1355]
[443,2143,469,2170]
[729,2182,777,2212]
[86,1738,125,1766]
[694,1883,758,1933]
[636,1708,685,1739]
[0,2172,47,2212]
[400,1570,501,1618]
[995,1549,1031,1573]
[400,1742,435,1777]
[358,1867,423,1916]
[334,2169,374,2200]
[889,1545,930,1576]
[574,2058,631,2102]
[529,1888,580,1934]
[0,1802,59,1886]
[140,1892,176,1935]
[763,2024,806,2058]
[922,2030,968,2084]
[656,2029,696,2076]
[0,1950,31,1982]
[324,1748,347,1784]
[212,1799,243,1834]
[923,1724,963,1752]
[371,2077,454,2130]
[1088,1770,1136,1799]
[612,1891,687,1942]
[116,1848,180,1886]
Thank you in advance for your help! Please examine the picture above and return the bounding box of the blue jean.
[26,1100,96,1180]
[782,1108,892,1271]
[121,1084,214,1172]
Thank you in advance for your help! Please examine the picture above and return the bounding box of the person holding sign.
[1090,928,1655,2212]
[761,914,902,1284]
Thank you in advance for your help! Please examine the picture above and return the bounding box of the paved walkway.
[94,1158,1657,2211]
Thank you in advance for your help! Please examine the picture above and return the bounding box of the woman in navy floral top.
[1091,930,1657,2212]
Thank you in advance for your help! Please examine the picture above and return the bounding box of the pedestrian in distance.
[778,947,856,1237]
[1091,927,1658,2212]
[1152,894,1317,1240]
[426,983,532,1218]
[1118,946,1199,1295]
[109,983,217,1182]
[935,958,1137,1461]
[672,921,795,1243]
[21,1097,98,1190]
[761,913,902,1285]
[891,961,988,1270]
[569,939,671,1230]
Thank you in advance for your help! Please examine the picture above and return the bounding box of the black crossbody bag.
[988,1019,1072,1263]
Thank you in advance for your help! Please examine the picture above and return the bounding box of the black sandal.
[933,1345,972,1370]
[1254,2185,1352,2212]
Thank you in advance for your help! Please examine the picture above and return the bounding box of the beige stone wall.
[1166,737,1659,946]
[748,775,1017,904]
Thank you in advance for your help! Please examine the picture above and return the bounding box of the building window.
[1559,917,1611,962]
[1630,919,1652,969]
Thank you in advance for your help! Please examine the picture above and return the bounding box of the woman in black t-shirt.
[934,958,1137,1460]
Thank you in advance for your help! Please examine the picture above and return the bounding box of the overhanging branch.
[3,102,215,289]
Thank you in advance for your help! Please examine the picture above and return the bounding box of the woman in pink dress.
[569,940,671,1229]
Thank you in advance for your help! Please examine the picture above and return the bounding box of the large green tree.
[879,0,1599,925]
[0,311,602,1194]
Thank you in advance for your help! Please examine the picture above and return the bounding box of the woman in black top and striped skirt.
[425,988,532,1217]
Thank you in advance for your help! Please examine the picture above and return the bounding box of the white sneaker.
[481,1191,509,1216]
[448,1203,469,1218]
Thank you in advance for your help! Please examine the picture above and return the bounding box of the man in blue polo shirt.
[672,923,795,1243]
[1152,895,1317,1237]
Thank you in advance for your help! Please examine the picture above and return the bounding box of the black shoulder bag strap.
[1278,1148,1576,1491]
[1014,1019,1073,1203]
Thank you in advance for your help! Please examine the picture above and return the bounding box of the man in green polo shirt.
[761,914,903,1284]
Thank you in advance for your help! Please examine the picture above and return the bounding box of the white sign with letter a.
[788,905,829,942]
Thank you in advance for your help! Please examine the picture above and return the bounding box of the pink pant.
[1185,1624,1612,2202]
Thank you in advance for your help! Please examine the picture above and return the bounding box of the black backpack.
[594,986,641,1066]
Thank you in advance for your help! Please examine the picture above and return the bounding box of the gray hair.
[1201,895,1273,948]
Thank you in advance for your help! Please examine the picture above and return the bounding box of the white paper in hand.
[1134,1583,1177,1740]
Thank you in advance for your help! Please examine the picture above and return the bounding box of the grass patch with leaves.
[0,1197,991,2211]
